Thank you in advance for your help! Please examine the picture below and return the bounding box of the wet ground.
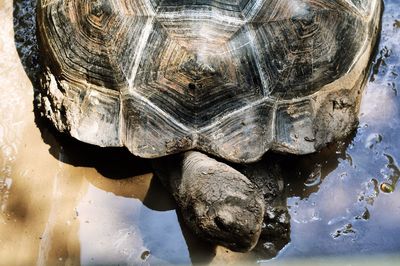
[1,0,400,265]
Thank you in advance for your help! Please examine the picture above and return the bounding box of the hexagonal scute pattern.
[37,0,382,162]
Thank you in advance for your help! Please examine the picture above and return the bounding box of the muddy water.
[1,0,400,265]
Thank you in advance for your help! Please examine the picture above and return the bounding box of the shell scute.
[38,0,382,161]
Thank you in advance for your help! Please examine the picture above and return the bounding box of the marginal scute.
[122,92,194,157]
[312,87,361,150]
[274,100,315,154]
[199,102,274,163]
[73,88,121,147]
[37,0,382,162]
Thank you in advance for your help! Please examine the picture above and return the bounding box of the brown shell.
[37,0,381,162]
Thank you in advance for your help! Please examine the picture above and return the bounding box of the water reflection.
[77,184,190,265]
[3,0,400,264]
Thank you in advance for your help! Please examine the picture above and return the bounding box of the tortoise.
[37,0,381,252]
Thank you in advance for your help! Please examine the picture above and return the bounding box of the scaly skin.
[154,151,265,252]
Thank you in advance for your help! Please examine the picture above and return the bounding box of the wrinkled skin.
[154,151,290,252]
[239,160,290,255]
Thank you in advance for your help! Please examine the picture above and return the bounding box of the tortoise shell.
[37,0,381,162]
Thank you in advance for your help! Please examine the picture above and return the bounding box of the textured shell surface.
[37,0,381,162]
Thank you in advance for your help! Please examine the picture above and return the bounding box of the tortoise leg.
[153,151,264,252]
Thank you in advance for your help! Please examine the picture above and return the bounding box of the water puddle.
[77,184,190,265]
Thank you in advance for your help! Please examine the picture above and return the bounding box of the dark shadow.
[142,175,177,211]
[13,0,40,87]
[36,117,152,179]
[13,0,152,179]
[280,131,357,199]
